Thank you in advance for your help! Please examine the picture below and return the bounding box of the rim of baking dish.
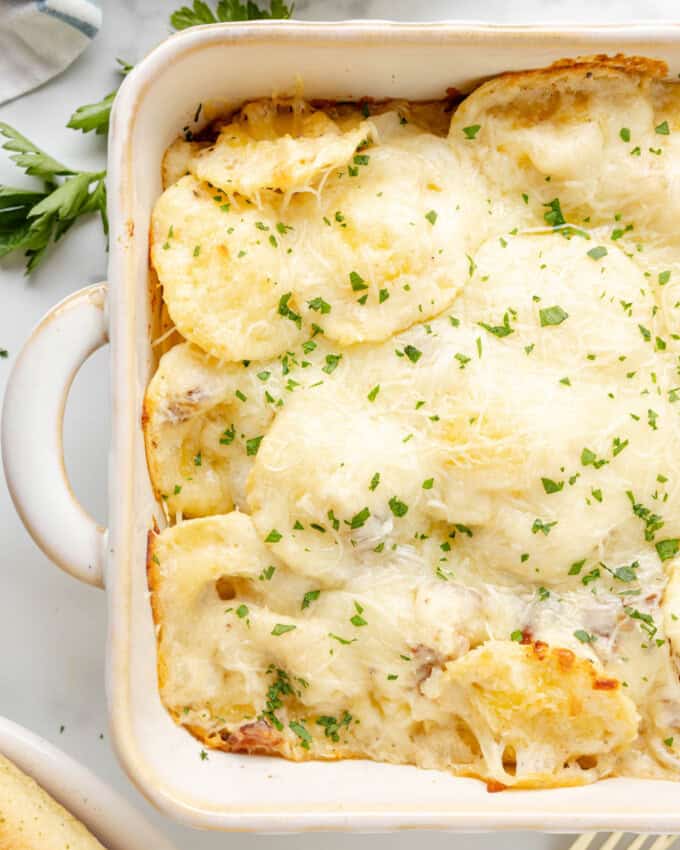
[106,20,680,832]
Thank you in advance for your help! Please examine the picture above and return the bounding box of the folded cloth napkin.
[0,0,101,105]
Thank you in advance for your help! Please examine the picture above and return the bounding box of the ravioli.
[146,58,680,789]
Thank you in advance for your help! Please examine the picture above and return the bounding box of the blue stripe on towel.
[36,1,99,39]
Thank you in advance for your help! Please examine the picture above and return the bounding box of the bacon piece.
[224,720,282,755]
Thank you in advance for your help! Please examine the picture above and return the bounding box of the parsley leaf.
[532,518,557,535]
[404,345,422,363]
[539,305,569,327]
[543,198,566,228]
[656,539,679,561]
[0,125,107,272]
[587,245,608,261]
[388,497,408,518]
[67,59,132,135]
[574,629,596,644]
[308,296,331,314]
[301,590,320,609]
[170,0,293,29]
[478,312,514,337]
[541,477,564,494]
[462,124,481,139]
[349,270,368,291]
[272,623,296,636]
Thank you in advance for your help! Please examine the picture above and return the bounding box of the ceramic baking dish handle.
[2,283,108,588]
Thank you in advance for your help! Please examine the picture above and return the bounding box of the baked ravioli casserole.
[145,55,680,790]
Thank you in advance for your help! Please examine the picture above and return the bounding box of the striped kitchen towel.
[0,0,101,105]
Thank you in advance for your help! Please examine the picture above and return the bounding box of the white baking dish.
[4,19,680,833]
[0,715,176,849]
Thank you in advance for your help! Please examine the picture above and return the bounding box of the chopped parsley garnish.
[348,507,370,529]
[625,607,658,640]
[659,270,671,285]
[655,120,670,135]
[543,198,566,228]
[462,124,481,139]
[619,127,631,142]
[278,292,301,327]
[569,559,586,576]
[539,305,569,327]
[308,296,331,314]
[328,633,356,645]
[302,590,320,609]
[367,385,380,402]
[389,497,409,518]
[246,435,263,456]
[587,245,608,261]
[455,353,470,369]
[478,312,514,337]
[349,271,368,291]
[656,538,679,561]
[537,586,550,601]
[612,437,629,457]
[236,604,249,618]
[316,711,352,742]
[289,720,312,749]
[259,565,275,581]
[510,629,523,642]
[425,209,438,225]
[322,353,342,374]
[541,477,564,494]
[582,568,601,586]
[581,447,608,469]
[350,602,367,627]
[193,452,202,466]
[627,491,664,541]
[422,478,434,490]
[574,629,596,644]
[265,529,282,543]
[369,472,380,491]
[379,288,389,303]
[609,561,639,583]
[532,518,557,535]
[404,345,422,363]
[272,623,296,636]
[220,424,236,445]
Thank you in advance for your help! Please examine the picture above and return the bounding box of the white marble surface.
[0,1,676,848]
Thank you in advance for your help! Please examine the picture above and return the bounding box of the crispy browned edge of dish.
[143,51,667,788]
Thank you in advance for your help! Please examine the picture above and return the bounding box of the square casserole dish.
[4,19,680,833]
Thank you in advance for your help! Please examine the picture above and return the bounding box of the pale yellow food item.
[150,104,485,361]
[146,57,680,789]
[0,753,105,850]
[149,515,638,788]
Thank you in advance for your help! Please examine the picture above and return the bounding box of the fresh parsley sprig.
[0,124,106,273]
[171,0,293,29]
[0,1,293,273]
[67,59,133,136]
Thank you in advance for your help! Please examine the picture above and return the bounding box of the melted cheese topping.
[146,60,680,789]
